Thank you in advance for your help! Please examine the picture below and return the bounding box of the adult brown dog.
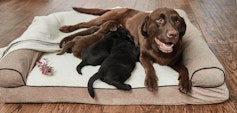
[57,20,119,58]
[59,7,192,93]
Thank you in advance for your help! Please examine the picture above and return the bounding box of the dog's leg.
[59,9,125,33]
[102,77,132,90]
[111,81,132,90]
[72,47,83,59]
[72,7,110,15]
[57,41,74,55]
[59,26,100,48]
[140,54,158,91]
[170,60,192,94]
[59,18,110,33]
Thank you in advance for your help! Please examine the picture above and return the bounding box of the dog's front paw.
[59,25,76,33]
[144,74,158,91]
[178,79,192,94]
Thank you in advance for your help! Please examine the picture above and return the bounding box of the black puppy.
[76,31,114,74]
[85,27,140,98]
[76,26,137,74]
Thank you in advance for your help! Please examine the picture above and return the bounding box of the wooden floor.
[0,0,236,112]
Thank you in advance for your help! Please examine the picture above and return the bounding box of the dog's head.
[141,8,186,54]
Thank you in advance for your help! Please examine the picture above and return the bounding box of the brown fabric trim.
[191,67,225,88]
[0,49,42,87]
[0,68,25,86]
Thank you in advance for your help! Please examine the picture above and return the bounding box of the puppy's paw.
[124,84,132,90]
[178,79,192,94]
[59,25,76,33]
[118,84,132,90]
[144,75,158,91]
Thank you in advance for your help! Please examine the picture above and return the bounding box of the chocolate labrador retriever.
[59,7,192,93]
[57,20,119,58]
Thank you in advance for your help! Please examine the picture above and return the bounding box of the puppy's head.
[116,26,135,44]
[101,20,120,32]
[141,8,186,54]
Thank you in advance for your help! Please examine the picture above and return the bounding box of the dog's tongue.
[155,38,174,53]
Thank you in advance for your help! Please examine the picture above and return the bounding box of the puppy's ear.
[179,17,186,37]
[141,16,149,37]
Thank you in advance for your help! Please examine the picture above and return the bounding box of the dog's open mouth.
[155,38,174,53]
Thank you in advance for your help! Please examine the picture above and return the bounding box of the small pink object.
[36,58,54,75]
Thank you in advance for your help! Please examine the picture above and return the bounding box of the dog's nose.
[167,30,178,38]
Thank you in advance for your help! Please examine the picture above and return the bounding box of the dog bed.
[0,8,229,105]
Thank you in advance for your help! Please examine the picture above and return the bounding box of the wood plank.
[68,104,90,113]
[203,0,237,43]
[188,0,226,43]
[163,0,176,9]
[103,105,126,113]
[16,104,43,113]
[0,104,22,113]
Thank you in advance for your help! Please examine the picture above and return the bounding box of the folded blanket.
[0,11,97,58]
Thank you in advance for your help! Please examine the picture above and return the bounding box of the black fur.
[76,33,113,74]
[76,27,140,98]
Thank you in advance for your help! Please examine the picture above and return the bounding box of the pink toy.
[36,58,54,75]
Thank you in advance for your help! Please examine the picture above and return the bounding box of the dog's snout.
[167,30,178,38]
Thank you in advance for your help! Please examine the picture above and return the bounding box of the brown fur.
[57,20,120,58]
[59,7,192,93]
[59,26,100,48]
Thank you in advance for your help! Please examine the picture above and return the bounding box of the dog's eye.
[173,16,181,24]
[175,19,180,24]
[156,18,165,24]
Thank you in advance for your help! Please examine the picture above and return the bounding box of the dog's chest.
[149,49,180,66]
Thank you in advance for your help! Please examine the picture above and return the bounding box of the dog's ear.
[141,16,149,37]
[179,17,186,37]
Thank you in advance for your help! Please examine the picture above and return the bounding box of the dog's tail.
[72,7,111,16]
[57,41,75,55]
[88,72,101,98]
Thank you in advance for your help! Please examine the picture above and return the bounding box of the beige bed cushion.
[0,50,42,87]
[183,36,225,87]
[177,9,225,88]
[0,83,229,105]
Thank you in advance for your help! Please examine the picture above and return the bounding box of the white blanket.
[0,11,97,58]
[1,8,180,88]
[27,52,178,88]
